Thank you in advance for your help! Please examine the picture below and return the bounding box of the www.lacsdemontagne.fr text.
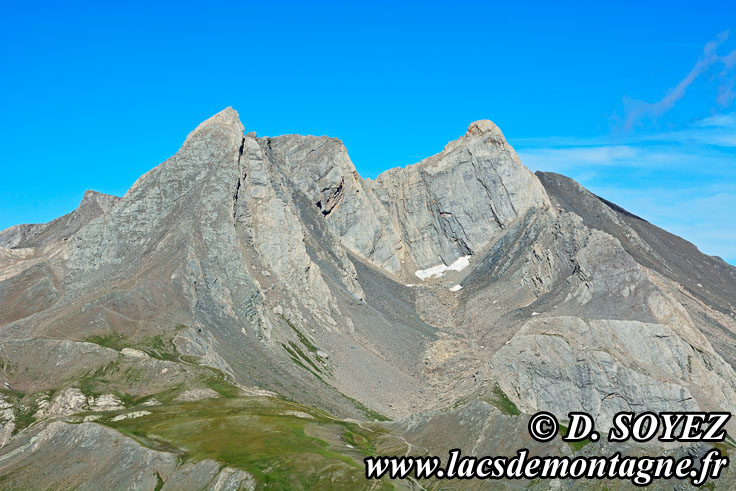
[365,411,732,486]
[365,448,728,486]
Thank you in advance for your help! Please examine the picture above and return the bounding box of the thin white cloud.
[717,49,736,106]
[511,112,736,149]
[511,31,736,263]
[589,185,736,261]
[518,143,735,175]
[623,32,736,130]
[694,113,736,127]
[636,112,736,147]
[515,113,736,264]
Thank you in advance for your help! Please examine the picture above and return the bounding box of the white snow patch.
[449,284,463,292]
[415,264,449,280]
[405,284,415,287]
[415,255,471,280]
[448,255,471,272]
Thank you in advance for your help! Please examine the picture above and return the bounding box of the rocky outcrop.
[537,171,736,367]
[0,421,255,490]
[492,317,736,429]
[0,190,120,249]
[0,396,14,448]
[266,120,550,276]
[369,120,550,272]
[46,388,123,417]
[266,134,405,274]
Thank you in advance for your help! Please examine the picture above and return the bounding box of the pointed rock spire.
[183,107,244,146]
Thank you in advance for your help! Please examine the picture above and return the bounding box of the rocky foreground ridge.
[0,108,735,489]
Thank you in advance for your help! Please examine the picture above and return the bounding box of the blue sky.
[1,1,735,263]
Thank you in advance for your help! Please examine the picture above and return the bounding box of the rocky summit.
[1,108,735,489]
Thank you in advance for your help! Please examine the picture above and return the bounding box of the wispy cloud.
[622,32,736,130]
[636,112,736,147]
[515,114,736,174]
[717,49,736,106]
[588,185,736,262]
[511,31,736,264]
[514,113,736,264]
[513,112,736,149]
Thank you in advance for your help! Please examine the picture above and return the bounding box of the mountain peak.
[183,107,244,146]
[80,190,120,214]
[465,119,496,135]
[464,119,507,144]
[81,189,107,203]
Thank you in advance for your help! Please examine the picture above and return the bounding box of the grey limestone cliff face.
[369,120,551,273]
[265,119,550,276]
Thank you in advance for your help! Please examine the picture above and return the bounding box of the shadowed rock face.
[537,171,736,367]
[1,108,735,488]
